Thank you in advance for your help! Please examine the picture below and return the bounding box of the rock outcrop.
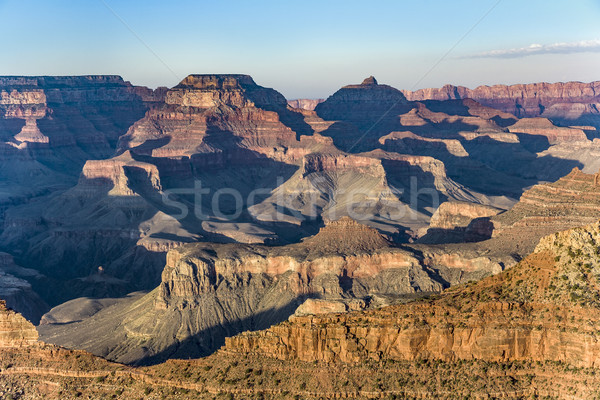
[4,74,600,343]
[287,98,325,110]
[492,167,600,248]
[224,220,600,369]
[419,201,503,243]
[508,117,589,144]
[429,201,502,230]
[0,252,48,323]
[0,300,38,347]
[403,81,600,128]
[38,218,507,364]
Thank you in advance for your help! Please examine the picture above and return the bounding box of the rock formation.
[508,117,589,144]
[4,74,530,308]
[429,201,502,230]
[0,252,48,323]
[0,300,38,347]
[403,81,600,128]
[224,220,600,370]
[491,167,600,251]
[3,73,600,349]
[287,98,325,110]
[38,217,509,364]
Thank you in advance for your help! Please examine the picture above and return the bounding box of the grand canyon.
[0,69,598,399]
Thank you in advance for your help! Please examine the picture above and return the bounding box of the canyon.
[1,74,600,398]
[3,222,600,398]
[38,217,508,364]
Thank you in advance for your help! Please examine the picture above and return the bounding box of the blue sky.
[1,0,599,98]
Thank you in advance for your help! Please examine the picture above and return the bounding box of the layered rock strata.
[38,218,507,364]
[224,221,600,369]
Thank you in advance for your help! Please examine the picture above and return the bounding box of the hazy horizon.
[1,0,599,98]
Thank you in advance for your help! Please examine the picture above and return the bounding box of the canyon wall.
[224,221,600,369]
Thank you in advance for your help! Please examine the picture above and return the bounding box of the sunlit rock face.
[0,300,39,347]
[38,217,509,364]
[225,221,600,369]
[403,81,600,128]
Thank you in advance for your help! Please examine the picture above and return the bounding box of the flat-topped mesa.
[166,74,287,109]
[0,75,150,105]
[157,217,422,306]
[508,117,589,143]
[175,74,257,90]
[0,300,39,347]
[0,75,129,89]
[77,151,162,197]
[301,152,384,176]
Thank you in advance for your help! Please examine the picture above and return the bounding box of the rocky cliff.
[3,73,600,343]
[491,167,600,249]
[403,81,600,128]
[224,220,600,370]
[6,74,534,309]
[0,300,38,347]
[508,117,589,144]
[0,252,48,323]
[38,218,508,364]
[287,98,325,110]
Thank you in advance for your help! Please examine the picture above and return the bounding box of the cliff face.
[38,218,508,364]
[508,117,589,144]
[7,74,528,308]
[403,81,600,127]
[429,201,502,230]
[224,220,600,369]
[0,75,158,153]
[117,74,316,166]
[492,167,600,249]
[314,77,412,151]
[0,252,48,324]
[5,74,600,337]
[0,300,38,347]
[288,98,325,110]
[0,75,161,213]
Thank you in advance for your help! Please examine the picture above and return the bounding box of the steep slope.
[1,74,323,304]
[249,150,480,238]
[0,300,38,347]
[0,253,47,323]
[5,74,515,308]
[38,218,507,364]
[315,77,594,198]
[4,74,600,330]
[0,76,160,208]
[7,283,600,399]
[491,167,600,250]
[226,220,600,365]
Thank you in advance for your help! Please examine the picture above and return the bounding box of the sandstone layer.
[38,218,508,364]
[224,220,600,370]
[0,300,38,347]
